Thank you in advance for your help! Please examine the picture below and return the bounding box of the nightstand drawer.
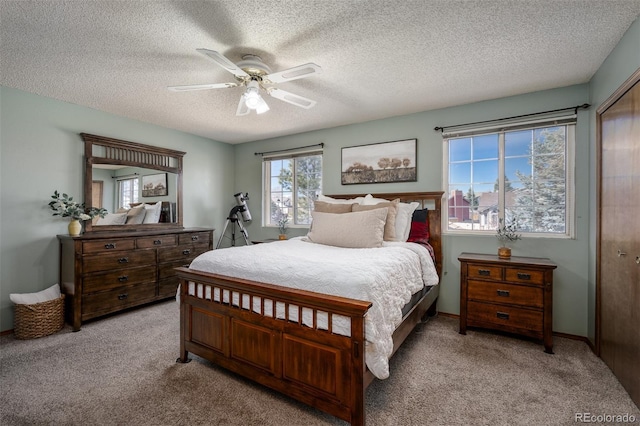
[468,264,503,280]
[467,301,543,334]
[505,268,545,285]
[468,280,543,308]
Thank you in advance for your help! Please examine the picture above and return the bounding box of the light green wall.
[0,87,235,331]
[587,17,640,342]
[235,84,591,336]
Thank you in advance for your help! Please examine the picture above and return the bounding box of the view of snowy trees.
[269,155,322,226]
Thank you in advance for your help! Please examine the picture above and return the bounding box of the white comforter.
[187,237,438,379]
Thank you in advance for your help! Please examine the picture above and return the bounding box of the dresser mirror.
[81,133,185,232]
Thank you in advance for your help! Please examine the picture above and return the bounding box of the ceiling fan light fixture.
[256,98,270,114]
[244,80,262,109]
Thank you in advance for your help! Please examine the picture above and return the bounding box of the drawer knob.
[497,312,510,320]
[182,249,191,255]
[153,240,162,245]
[104,243,116,249]
[118,275,128,282]
[191,235,199,241]
[117,257,129,264]
[497,289,510,297]
[478,269,490,276]
[118,293,128,300]
[517,272,531,280]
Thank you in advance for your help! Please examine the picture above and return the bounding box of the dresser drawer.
[467,301,543,334]
[83,239,135,254]
[82,281,157,316]
[158,277,180,298]
[159,259,192,280]
[468,280,543,308]
[505,268,545,285]
[136,235,177,249]
[83,266,157,293]
[467,264,503,280]
[179,232,211,245]
[158,243,208,262]
[82,250,156,274]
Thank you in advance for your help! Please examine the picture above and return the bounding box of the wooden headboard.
[325,191,444,278]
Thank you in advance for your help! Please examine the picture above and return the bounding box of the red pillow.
[407,208,430,244]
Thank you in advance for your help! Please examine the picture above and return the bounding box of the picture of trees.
[341,139,417,184]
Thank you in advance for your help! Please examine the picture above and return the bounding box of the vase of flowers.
[48,190,107,236]
[496,216,522,259]
[277,214,289,240]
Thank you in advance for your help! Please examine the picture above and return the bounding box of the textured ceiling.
[1,1,639,144]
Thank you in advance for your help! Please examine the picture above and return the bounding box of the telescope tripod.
[216,206,251,249]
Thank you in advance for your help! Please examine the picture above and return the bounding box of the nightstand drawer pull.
[118,293,128,300]
[497,289,510,297]
[496,312,510,320]
[104,243,116,249]
[478,269,491,276]
[191,235,199,241]
[118,275,128,282]
[117,257,129,264]
[182,249,191,255]
[517,272,531,280]
[153,240,162,245]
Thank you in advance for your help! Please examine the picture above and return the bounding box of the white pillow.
[307,208,387,248]
[362,195,419,242]
[10,283,61,305]
[396,202,420,242]
[317,194,365,205]
[362,194,390,205]
[96,212,128,225]
[143,202,162,224]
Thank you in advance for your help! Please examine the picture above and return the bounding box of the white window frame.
[262,151,322,228]
[117,176,139,210]
[442,121,575,239]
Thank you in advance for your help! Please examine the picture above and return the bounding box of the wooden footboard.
[176,267,373,425]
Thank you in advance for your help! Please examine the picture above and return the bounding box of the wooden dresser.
[458,252,557,353]
[58,228,213,331]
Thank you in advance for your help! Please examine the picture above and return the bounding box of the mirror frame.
[81,133,185,232]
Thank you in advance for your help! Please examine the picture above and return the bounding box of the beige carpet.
[1,300,638,425]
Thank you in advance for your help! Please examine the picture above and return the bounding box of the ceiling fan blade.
[264,63,322,84]
[268,88,317,109]
[197,48,249,78]
[168,82,238,92]
[236,96,250,116]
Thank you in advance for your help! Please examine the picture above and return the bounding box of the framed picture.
[341,139,417,185]
[141,173,168,197]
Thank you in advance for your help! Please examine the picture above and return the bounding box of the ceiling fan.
[169,49,322,116]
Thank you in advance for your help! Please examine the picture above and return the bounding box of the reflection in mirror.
[81,133,185,232]
[91,165,178,223]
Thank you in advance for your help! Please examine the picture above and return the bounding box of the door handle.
[617,249,627,257]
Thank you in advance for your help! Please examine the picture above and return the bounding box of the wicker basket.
[14,294,65,339]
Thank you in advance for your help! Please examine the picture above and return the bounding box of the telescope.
[216,192,252,248]
[234,192,252,222]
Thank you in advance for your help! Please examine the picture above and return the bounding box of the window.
[444,123,575,237]
[118,177,139,209]
[263,153,322,227]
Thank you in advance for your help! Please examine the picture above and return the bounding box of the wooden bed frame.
[176,191,444,425]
